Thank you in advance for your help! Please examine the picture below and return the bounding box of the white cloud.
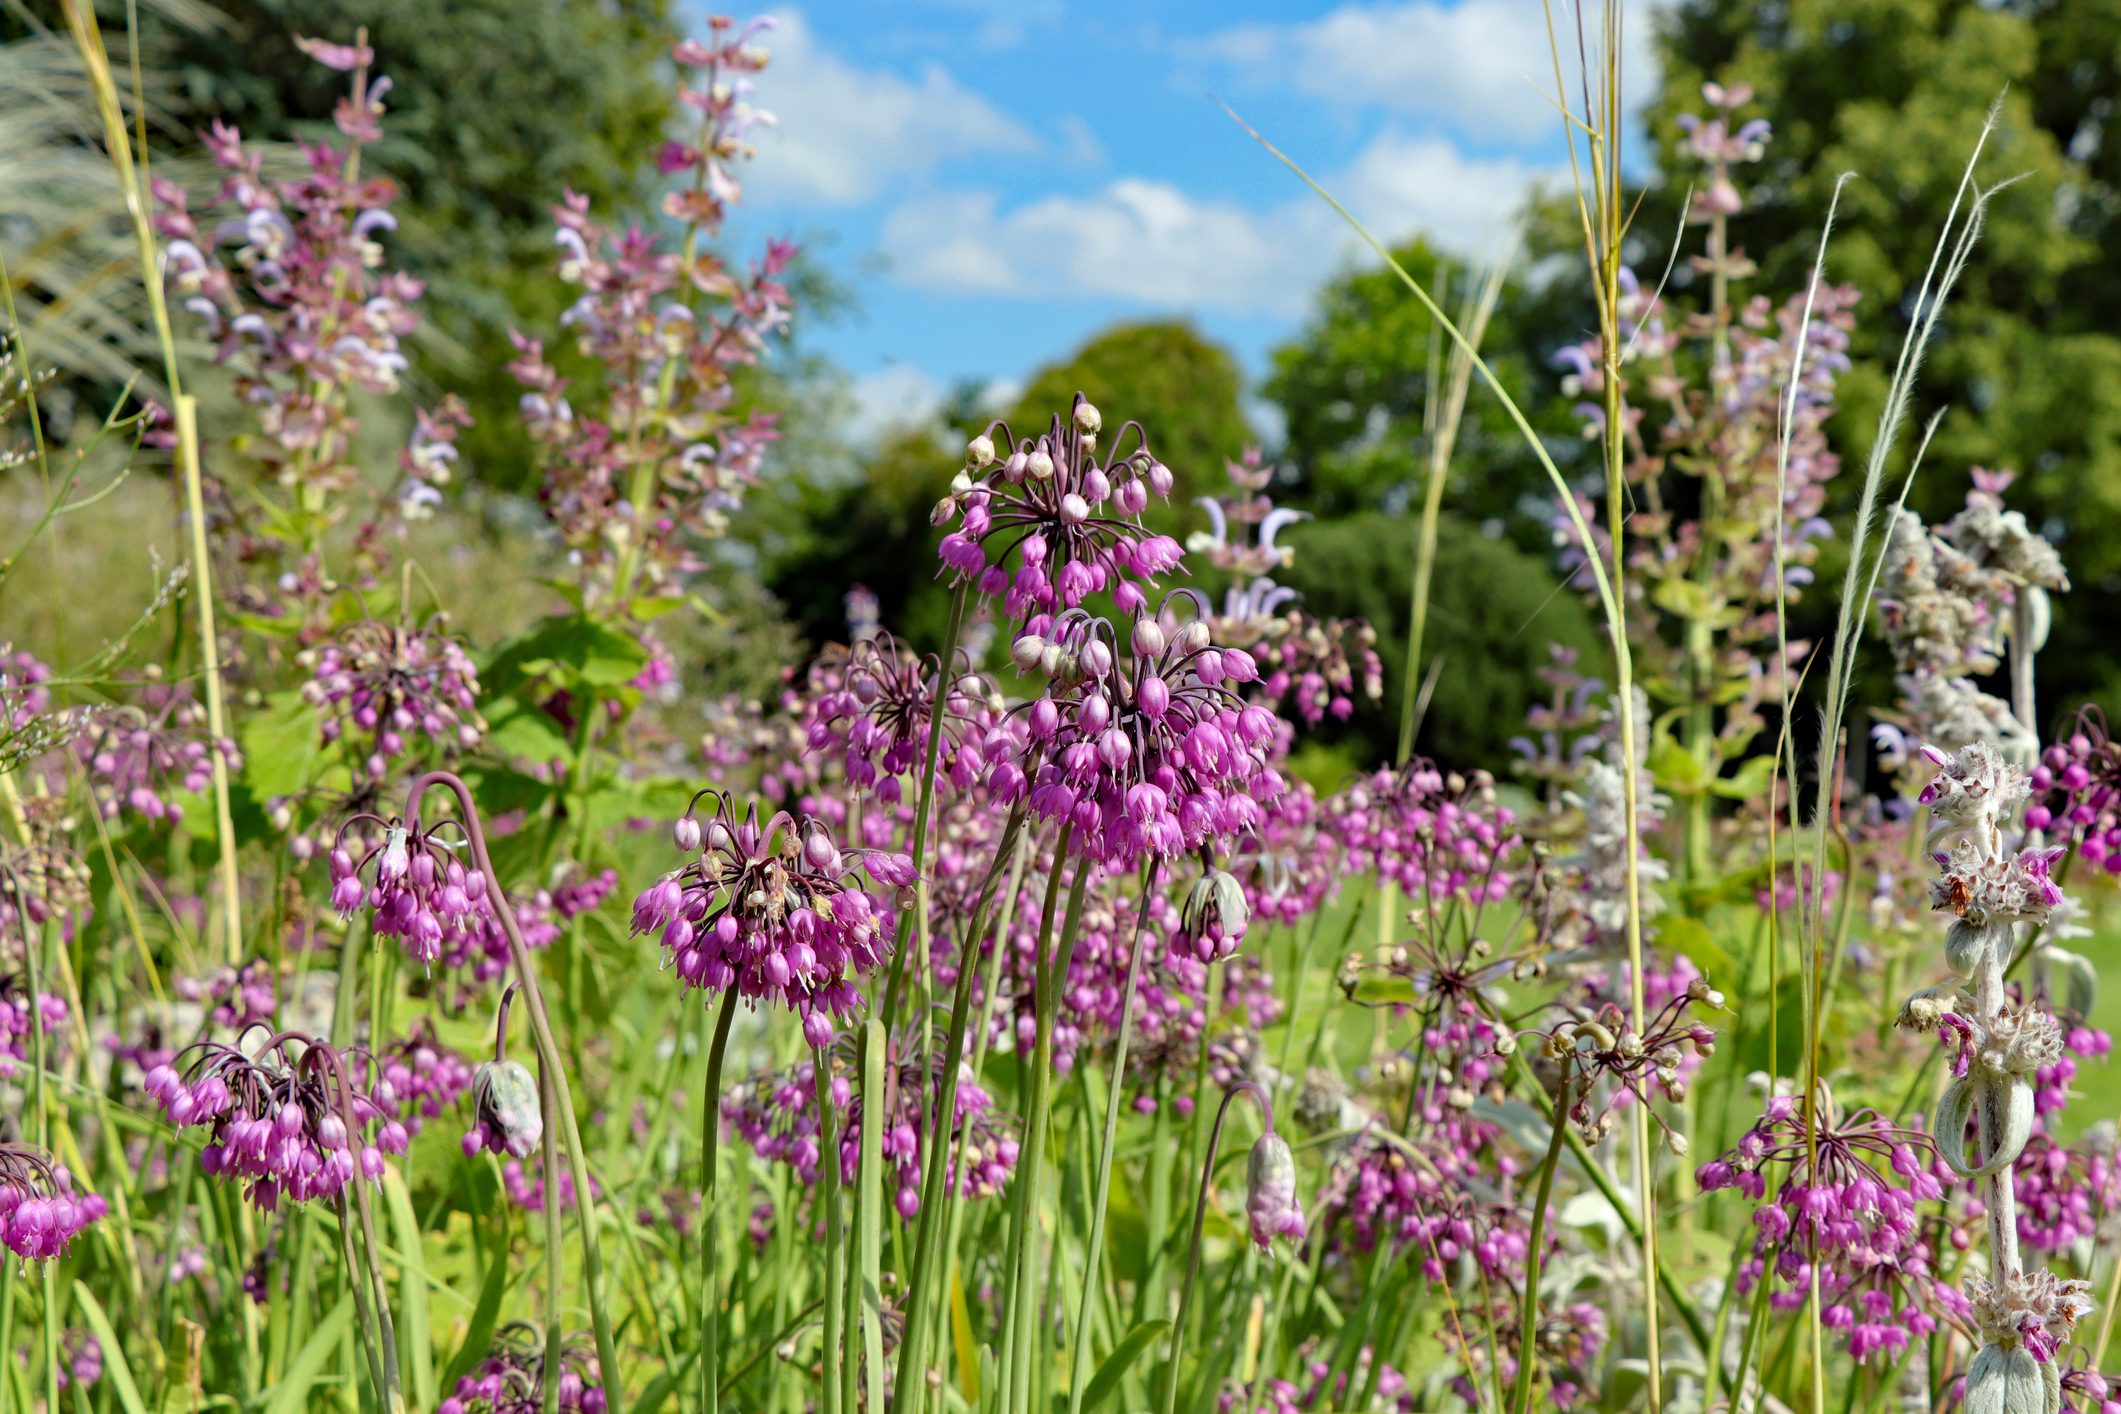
[846,363,946,440]
[879,128,1549,315]
[746,11,1038,207]
[1195,0,1660,145]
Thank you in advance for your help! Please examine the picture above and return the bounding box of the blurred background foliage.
[6,0,2119,779]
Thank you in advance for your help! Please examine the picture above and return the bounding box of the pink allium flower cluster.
[1324,759,1519,904]
[0,979,68,1081]
[933,394,1183,618]
[631,798,907,1046]
[501,1159,595,1213]
[330,822,498,968]
[724,1037,1018,1219]
[0,646,50,729]
[438,1325,605,1414]
[370,1021,474,1137]
[2028,716,2121,874]
[1696,1093,1956,1361]
[1008,607,1285,868]
[508,26,792,608]
[53,1329,102,1391]
[804,635,1000,796]
[76,679,240,826]
[175,960,277,1033]
[2006,1129,2121,1256]
[144,1035,407,1209]
[0,1145,106,1262]
[1220,1343,1418,1414]
[301,622,483,781]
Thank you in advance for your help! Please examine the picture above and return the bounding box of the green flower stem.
[813,1043,845,1414]
[1508,1052,1573,1414]
[1161,1082,1270,1414]
[1064,858,1161,1414]
[998,841,1088,1413]
[880,580,970,1032]
[698,991,739,1414]
[408,771,622,1414]
[890,802,1027,1413]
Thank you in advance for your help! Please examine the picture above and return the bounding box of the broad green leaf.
[1345,976,1418,1007]
[383,1171,435,1410]
[237,689,320,798]
[70,1284,149,1414]
[263,1295,354,1414]
[1079,1320,1170,1413]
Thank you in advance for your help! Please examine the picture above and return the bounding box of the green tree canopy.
[1642,0,2121,707]
[1000,319,1250,508]
[139,0,680,487]
[1263,238,1570,539]
[1278,512,1600,769]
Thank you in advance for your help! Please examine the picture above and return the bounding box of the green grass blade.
[382,1171,435,1410]
[856,1019,888,1413]
[263,1295,354,1414]
[440,1230,510,1395]
[70,1283,149,1414]
[1080,1319,1168,1414]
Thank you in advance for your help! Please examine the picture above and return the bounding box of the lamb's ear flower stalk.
[1900,742,2089,1406]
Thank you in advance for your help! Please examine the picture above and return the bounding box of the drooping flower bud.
[468,1059,545,1160]
[1245,1131,1304,1250]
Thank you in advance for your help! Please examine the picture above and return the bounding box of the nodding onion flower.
[1005,598,1285,869]
[932,393,1184,620]
[630,793,911,1046]
[300,619,484,782]
[803,633,1000,795]
[0,1142,106,1262]
[329,815,494,967]
[438,1322,606,1414]
[143,1028,408,1210]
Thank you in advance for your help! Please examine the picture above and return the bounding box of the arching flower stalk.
[144,1027,403,1407]
[379,770,624,1414]
[1896,741,2089,1405]
[1162,1081,1300,1414]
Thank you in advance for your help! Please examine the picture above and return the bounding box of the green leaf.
[238,689,321,799]
[1345,976,1418,1007]
[482,698,574,764]
[1710,754,1778,802]
[263,1295,354,1414]
[635,1348,700,1414]
[1079,1321,1170,1413]
[70,1284,149,1414]
[383,1171,436,1410]
[1647,734,1710,795]
[441,1238,510,1395]
[1650,577,1714,621]
[484,612,649,693]
[1655,915,1736,985]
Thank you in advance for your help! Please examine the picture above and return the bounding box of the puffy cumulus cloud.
[879,129,1548,315]
[1193,0,1662,145]
[746,10,1038,207]
[845,363,946,440]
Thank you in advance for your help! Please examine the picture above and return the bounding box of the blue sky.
[722,0,1657,435]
